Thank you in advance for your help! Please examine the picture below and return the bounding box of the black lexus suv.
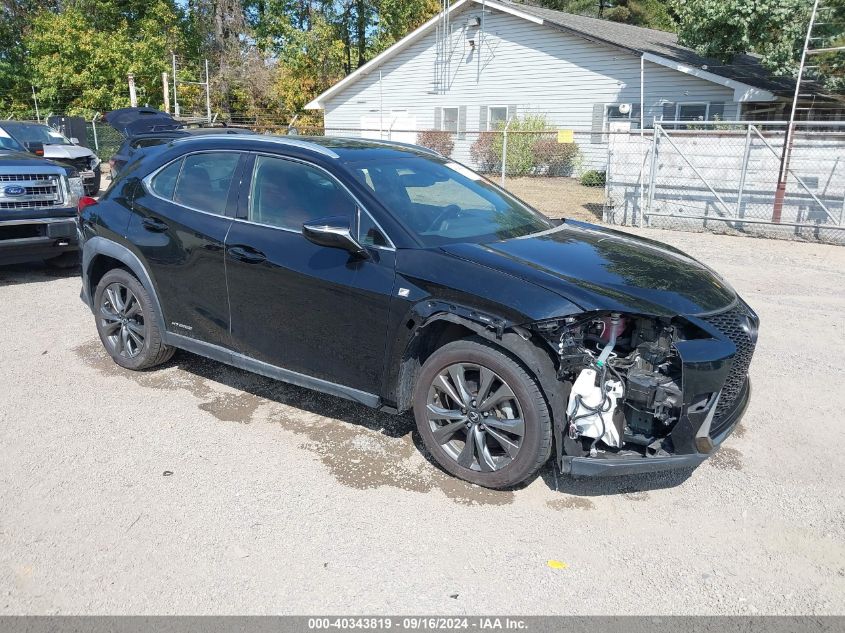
[78,135,758,488]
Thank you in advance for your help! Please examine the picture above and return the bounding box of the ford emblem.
[3,185,26,196]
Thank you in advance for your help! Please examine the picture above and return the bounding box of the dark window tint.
[249,156,355,231]
[359,210,389,247]
[132,137,170,149]
[173,152,240,215]
[151,158,182,200]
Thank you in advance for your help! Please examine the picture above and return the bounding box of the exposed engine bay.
[534,313,688,458]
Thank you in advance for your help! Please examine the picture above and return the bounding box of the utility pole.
[772,0,820,223]
[31,86,40,123]
[162,72,170,114]
[128,74,138,107]
[172,53,180,118]
[204,59,212,123]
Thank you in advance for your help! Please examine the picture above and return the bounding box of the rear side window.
[151,158,182,200]
[172,152,240,215]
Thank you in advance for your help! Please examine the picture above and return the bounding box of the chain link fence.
[605,121,845,245]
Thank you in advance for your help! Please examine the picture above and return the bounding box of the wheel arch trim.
[391,307,568,427]
[82,236,167,334]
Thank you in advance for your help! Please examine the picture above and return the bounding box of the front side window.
[350,156,552,246]
[172,152,240,215]
[249,156,356,231]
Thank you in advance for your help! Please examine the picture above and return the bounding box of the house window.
[606,103,641,130]
[487,106,508,130]
[676,103,709,122]
[442,107,459,133]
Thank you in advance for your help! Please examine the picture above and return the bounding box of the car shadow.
[0,261,80,287]
[148,349,695,497]
[537,460,695,496]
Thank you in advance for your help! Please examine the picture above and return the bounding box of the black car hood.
[105,107,183,136]
[440,221,736,317]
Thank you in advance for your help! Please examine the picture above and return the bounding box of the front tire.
[93,268,173,370]
[413,338,552,489]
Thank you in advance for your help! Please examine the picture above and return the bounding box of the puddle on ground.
[709,446,743,471]
[74,340,514,506]
[546,497,595,511]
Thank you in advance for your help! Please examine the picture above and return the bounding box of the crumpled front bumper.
[560,379,750,477]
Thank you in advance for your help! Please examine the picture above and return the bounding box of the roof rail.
[172,133,341,159]
[360,137,444,158]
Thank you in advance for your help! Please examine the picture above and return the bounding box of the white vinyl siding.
[322,5,740,170]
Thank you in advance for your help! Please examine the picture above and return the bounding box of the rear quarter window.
[150,159,182,200]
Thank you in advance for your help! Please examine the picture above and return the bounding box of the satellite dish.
[618,103,631,115]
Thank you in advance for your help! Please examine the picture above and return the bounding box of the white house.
[305,0,800,170]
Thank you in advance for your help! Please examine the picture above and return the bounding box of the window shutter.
[434,107,442,131]
[709,102,725,121]
[479,106,488,132]
[661,102,675,126]
[458,106,467,140]
[591,103,605,144]
[507,104,518,122]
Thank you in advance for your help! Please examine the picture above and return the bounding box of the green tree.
[24,0,184,116]
[531,0,677,30]
[672,0,845,95]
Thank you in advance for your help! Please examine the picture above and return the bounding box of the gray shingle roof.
[504,1,796,95]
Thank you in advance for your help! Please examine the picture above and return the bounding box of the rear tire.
[93,268,174,370]
[413,338,552,489]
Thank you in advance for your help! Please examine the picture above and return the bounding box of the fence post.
[645,124,661,226]
[501,117,513,187]
[735,124,752,224]
[91,113,101,152]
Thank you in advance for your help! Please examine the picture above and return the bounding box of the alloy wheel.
[99,282,145,358]
[426,362,524,472]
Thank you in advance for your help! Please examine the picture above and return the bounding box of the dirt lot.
[1,227,844,615]
[506,176,605,222]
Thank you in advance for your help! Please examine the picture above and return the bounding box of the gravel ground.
[1,227,844,615]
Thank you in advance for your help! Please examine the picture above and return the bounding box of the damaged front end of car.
[528,302,759,476]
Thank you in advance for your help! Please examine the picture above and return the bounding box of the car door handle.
[227,245,266,264]
[141,217,169,232]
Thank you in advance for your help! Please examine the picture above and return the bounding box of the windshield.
[0,128,25,151]
[349,156,553,246]
[3,123,74,146]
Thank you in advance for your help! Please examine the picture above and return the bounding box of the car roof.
[168,134,444,162]
[0,121,49,130]
[131,127,255,139]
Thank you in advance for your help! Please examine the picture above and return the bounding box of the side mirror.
[25,141,44,156]
[69,137,79,144]
[302,216,369,259]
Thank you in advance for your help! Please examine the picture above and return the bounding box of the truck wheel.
[93,268,174,370]
[413,338,552,489]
